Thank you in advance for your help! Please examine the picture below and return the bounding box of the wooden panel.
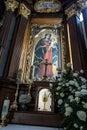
[8,16,28,79]
[0,10,13,67]
[31,17,62,24]
[76,16,87,75]
[8,111,63,127]
[82,8,87,39]
[67,15,82,71]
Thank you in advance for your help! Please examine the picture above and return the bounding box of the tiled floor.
[0,124,63,130]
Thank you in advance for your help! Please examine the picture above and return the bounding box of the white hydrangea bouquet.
[52,63,87,130]
[19,94,31,104]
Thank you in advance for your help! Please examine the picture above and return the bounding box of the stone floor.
[0,124,63,130]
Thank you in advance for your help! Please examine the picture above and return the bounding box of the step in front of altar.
[8,111,63,127]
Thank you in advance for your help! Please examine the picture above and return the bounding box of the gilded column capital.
[19,3,31,19]
[77,0,87,9]
[5,0,19,12]
[65,4,77,19]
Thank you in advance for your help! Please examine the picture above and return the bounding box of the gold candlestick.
[10,84,19,111]
[27,79,32,99]
[10,69,22,111]
[0,115,7,128]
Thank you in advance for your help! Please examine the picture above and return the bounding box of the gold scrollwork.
[34,0,62,13]
[22,21,66,83]
[77,0,87,9]
[19,3,31,19]
[65,4,77,19]
[65,1,87,19]
[22,25,34,83]
[31,22,62,29]
[5,0,19,12]
[61,27,66,70]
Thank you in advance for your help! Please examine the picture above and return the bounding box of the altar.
[7,111,63,127]
[0,0,87,129]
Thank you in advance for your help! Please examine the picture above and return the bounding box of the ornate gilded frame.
[34,0,62,13]
[21,18,66,84]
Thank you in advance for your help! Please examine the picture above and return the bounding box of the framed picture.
[21,18,66,83]
[29,26,62,81]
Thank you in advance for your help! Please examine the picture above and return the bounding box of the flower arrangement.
[19,94,31,104]
[52,63,87,130]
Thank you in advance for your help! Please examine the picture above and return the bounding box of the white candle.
[1,98,10,117]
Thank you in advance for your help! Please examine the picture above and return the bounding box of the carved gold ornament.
[61,27,66,70]
[34,0,62,13]
[65,4,77,19]
[5,0,19,12]
[19,3,31,19]
[77,0,87,9]
[65,0,87,19]
[22,22,66,83]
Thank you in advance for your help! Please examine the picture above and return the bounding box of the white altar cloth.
[0,124,63,130]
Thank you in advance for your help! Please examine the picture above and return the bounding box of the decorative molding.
[61,27,66,70]
[31,22,62,29]
[77,0,87,9]
[5,0,19,12]
[23,34,34,83]
[65,1,87,19]
[19,3,31,19]
[65,4,77,19]
[22,22,65,83]
[34,0,61,13]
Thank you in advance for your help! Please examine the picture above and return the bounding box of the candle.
[1,98,10,117]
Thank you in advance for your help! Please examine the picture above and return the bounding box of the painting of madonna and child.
[32,28,62,81]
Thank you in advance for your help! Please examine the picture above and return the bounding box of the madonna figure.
[33,33,59,79]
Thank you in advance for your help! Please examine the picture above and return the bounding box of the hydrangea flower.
[51,63,87,130]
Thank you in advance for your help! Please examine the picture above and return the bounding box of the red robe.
[37,40,53,78]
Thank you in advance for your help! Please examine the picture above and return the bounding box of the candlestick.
[10,84,19,111]
[0,115,7,128]
[10,69,21,111]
